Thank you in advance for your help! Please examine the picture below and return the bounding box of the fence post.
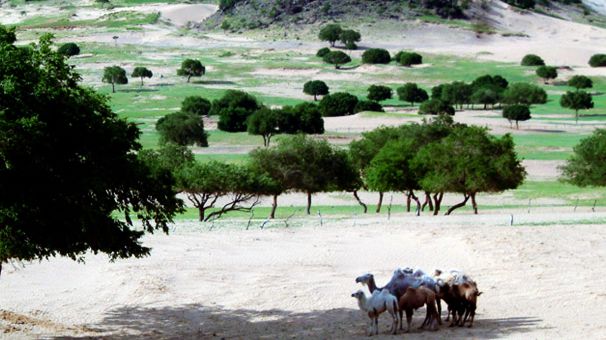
[318,210,323,226]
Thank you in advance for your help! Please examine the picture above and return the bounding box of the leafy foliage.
[355,100,384,113]
[316,47,331,57]
[560,90,594,122]
[568,75,593,90]
[397,51,423,66]
[536,66,557,82]
[247,107,279,146]
[419,99,455,115]
[131,66,153,86]
[502,83,547,105]
[340,29,361,50]
[561,129,606,187]
[588,54,606,67]
[0,31,183,268]
[318,24,343,47]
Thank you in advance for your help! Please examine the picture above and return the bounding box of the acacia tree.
[412,126,526,215]
[318,24,342,47]
[560,91,594,123]
[303,80,329,101]
[102,65,128,93]
[0,29,183,276]
[131,66,153,86]
[561,129,606,187]
[177,59,205,83]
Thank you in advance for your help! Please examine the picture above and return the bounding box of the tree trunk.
[406,193,411,212]
[376,192,384,213]
[576,109,579,124]
[306,192,312,215]
[433,192,443,216]
[140,77,144,87]
[198,206,205,221]
[314,94,317,101]
[111,82,115,93]
[409,190,421,216]
[445,193,470,215]
[516,120,519,129]
[263,135,269,147]
[270,194,278,219]
[353,190,368,213]
[471,192,478,214]
[187,75,191,83]
[424,192,434,211]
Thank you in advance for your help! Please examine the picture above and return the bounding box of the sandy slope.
[1,214,606,338]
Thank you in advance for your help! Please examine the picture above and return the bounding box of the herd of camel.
[352,268,481,336]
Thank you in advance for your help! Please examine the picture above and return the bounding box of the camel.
[398,286,441,332]
[351,289,399,336]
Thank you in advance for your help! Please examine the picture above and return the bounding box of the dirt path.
[1,215,605,338]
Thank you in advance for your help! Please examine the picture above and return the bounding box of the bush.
[319,92,359,117]
[398,52,423,67]
[367,85,393,102]
[589,54,606,67]
[316,47,331,58]
[397,83,429,106]
[181,96,211,116]
[418,99,455,115]
[57,42,80,57]
[568,75,593,90]
[156,112,208,147]
[354,100,384,113]
[521,54,544,66]
[279,102,325,134]
[362,48,391,64]
[340,29,361,50]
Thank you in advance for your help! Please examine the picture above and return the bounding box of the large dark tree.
[319,92,359,117]
[323,51,351,69]
[536,66,558,84]
[181,96,212,116]
[503,104,531,129]
[502,83,547,105]
[0,30,183,275]
[57,42,80,57]
[247,107,279,146]
[340,29,361,50]
[177,59,205,83]
[367,85,393,102]
[568,75,593,91]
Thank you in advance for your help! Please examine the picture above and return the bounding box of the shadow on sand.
[56,304,545,339]
[191,80,237,85]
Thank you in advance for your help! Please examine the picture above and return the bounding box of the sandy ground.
[1,214,606,338]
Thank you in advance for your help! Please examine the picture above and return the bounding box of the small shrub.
[398,51,423,67]
[319,92,359,117]
[57,42,80,57]
[316,47,331,58]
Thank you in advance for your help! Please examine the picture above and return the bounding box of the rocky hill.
[204,0,604,32]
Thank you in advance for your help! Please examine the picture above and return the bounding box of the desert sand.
[2,214,606,338]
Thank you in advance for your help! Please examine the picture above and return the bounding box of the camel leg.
[375,317,379,335]
[405,309,413,333]
[391,311,398,334]
[399,310,404,330]
[467,306,476,328]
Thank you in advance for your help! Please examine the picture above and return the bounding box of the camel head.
[351,290,365,299]
[355,273,373,285]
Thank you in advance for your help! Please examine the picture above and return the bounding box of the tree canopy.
[568,75,593,90]
[0,31,183,274]
[502,104,531,129]
[561,129,606,187]
[362,48,391,64]
[340,29,361,50]
[57,42,80,57]
[181,96,212,116]
[397,83,429,106]
[211,90,261,132]
[502,83,547,105]
[367,85,393,102]
[536,66,558,83]
[521,54,544,66]
[419,99,455,115]
[560,90,594,123]
[319,92,359,117]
